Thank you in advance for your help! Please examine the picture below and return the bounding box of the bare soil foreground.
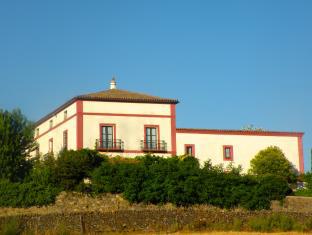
[1,193,312,234]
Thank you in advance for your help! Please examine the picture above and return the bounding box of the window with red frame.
[185,144,195,156]
[49,138,53,153]
[145,126,158,150]
[223,145,233,161]
[63,130,68,150]
[100,125,114,149]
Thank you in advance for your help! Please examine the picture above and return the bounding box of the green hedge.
[91,155,292,210]
[0,151,292,209]
[0,179,60,207]
[0,149,104,207]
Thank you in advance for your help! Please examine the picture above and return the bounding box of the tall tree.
[0,109,35,181]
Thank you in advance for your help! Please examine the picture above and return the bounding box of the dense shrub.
[91,155,291,210]
[0,179,60,207]
[92,157,138,194]
[249,146,297,183]
[26,153,57,186]
[55,149,104,190]
[0,149,292,209]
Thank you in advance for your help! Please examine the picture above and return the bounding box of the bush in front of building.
[0,149,292,209]
[91,155,292,210]
[242,174,292,210]
[91,156,139,194]
[0,179,60,207]
[249,146,297,183]
[54,149,104,190]
[0,149,105,207]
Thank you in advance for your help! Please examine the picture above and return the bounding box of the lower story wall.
[176,132,302,173]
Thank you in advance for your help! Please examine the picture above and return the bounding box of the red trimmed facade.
[34,81,305,173]
[184,144,195,156]
[76,100,83,150]
[298,136,304,173]
[176,128,304,137]
[223,145,234,161]
[170,104,177,156]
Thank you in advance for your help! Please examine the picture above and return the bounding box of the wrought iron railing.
[140,140,167,153]
[96,139,124,152]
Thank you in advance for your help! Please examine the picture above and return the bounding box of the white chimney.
[110,77,117,89]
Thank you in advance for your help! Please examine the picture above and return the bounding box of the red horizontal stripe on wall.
[83,112,172,118]
[176,128,304,137]
[35,114,77,140]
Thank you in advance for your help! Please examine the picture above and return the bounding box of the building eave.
[176,128,304,137]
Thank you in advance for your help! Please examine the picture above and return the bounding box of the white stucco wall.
[176,132,300,172]
[82,101,173,156]
[83,101,171,116]
[36,102,76,137]
[35,102,77,156]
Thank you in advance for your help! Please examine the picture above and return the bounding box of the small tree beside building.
[249,146,297,183]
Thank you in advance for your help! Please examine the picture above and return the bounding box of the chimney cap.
[110,76,117,89]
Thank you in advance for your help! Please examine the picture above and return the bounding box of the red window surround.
[223,145,233,161]
[49,138,53,153]
[184,144,195,156]
[144,125,160,144]
[63,130,68,150]
[99,123,116,145]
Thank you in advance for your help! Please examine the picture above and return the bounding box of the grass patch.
[248,213,296,232]
[0,217,21,235]
[294,189,312,197]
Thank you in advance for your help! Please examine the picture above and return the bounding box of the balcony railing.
[96,139,124,152]
[140,140,167,153]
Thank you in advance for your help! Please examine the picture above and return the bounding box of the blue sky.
[0,1,311,171]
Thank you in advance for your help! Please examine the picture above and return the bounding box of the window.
[64,110,67,120]
[49,120,53,129]
[145,126,158,150]
[49,138,53,153]
[223,145,233,161]
[63,130,68,150]
[100,125,114,149]
[185,144,195,156]
[36,128,39,137]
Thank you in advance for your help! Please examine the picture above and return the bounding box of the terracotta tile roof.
[176,128,304,137]
[77,89,179,104]
[35,89,178,126]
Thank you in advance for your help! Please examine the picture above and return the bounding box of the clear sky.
[0,0,311,171]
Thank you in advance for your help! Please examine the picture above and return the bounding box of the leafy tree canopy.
[249,146,297,183]
[0,109,35,181]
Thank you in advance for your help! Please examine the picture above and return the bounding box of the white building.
[34,79,304,173]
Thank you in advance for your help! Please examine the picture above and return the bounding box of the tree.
[242,124,265,131]
[249,146,297,183]
[55,149,104,190]
[0,109,35,181]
